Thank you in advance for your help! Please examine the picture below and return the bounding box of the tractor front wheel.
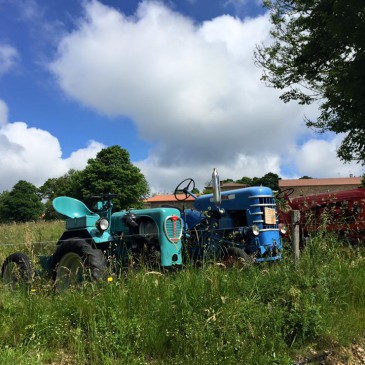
[51,239,107,291]
[1,252,33,288]
[223,247,253,267]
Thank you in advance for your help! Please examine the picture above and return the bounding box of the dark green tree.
[251,172,281,191]
[191,187,200,195]
[222,178,234,183]
[236,177,253,186]
[0,191,10,222]
[215,173,281,190]
[39,169,83,220]
[255,0,365,163]
[39,169,82,201]
[0,180,44,223]
[299,176,313,179]
[79,146,150,210]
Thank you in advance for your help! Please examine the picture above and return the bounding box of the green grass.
[0,221,364,364]
[0,220,64,260]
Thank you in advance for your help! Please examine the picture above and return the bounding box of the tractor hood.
[194,186,274,212]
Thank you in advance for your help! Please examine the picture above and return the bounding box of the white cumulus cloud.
[294,135,364,178]
[49,1,364,192]
[0,99,8,126]
[0,100,105,192]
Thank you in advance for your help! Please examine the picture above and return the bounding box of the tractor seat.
[52,196,100,219]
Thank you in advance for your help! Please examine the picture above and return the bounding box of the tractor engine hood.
[194,186,275,212]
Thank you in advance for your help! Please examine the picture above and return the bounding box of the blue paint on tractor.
[175,171,283,263]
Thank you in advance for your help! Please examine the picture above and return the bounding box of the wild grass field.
[0,221,365,365]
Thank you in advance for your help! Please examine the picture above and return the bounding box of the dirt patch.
[325,341,365,365]
[295,338,365,364]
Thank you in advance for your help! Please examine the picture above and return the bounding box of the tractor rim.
[55,252,85,290]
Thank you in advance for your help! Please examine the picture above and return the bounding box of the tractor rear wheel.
[1,252,33,288]
[51,239,107,291]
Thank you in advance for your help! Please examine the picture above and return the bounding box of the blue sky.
[0,0,363,194]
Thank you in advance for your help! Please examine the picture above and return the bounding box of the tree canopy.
[254,172,281,191]
[255,0,365,163]
[79,146,150,210]
[39,169,83,219]
[0,180,44,222]
[236,173,281,191]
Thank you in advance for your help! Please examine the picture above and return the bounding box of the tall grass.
[0,220,64,260]
[0,221,364,364]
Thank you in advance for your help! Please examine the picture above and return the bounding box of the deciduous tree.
[236,177,254,186]
[0,180,44,222]
[252,172,281,191]
[255,0,365,163]
[79,146,149,210]
[39,169,83,219]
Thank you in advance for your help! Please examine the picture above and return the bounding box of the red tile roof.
[144,194,195,202]
[279,177,362,187]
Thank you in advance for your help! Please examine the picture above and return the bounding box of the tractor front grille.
[249,195,279,231]
[164,216,183,243]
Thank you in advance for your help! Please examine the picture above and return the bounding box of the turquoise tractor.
[1,194,183,289]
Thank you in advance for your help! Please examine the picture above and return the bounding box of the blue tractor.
[174,169,285,263]
[1,194,183,290]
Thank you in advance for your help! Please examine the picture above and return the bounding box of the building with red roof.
[144,194,195,209]
[279,176,363,198]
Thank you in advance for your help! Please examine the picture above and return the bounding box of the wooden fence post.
[291,210,300,266]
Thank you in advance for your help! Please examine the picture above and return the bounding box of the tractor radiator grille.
[164,216,183,243]
[249,195,279,231]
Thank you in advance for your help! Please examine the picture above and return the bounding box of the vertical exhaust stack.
[212,168,223,213]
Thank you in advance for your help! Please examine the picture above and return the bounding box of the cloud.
[136,152,282,193]
[0,100,105,192]
[49,1,364,192]
[0,44,19,76]
[0,99,8,126]
[293,135,364,178]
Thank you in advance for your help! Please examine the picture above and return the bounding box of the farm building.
[279,176,363,198]
[144,194,195,209]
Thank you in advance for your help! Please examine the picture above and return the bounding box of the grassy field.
[0,221,364,364]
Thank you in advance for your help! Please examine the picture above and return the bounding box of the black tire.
[51,239,107,291]
[1,252,33,287]
[223,247,253,266]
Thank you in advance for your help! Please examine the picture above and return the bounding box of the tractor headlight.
[242,225,260,237]
[279,223,287,236]
[251,225,260,236]
[96,218,109,232]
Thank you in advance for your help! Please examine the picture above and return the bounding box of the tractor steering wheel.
[174,178,196,201]
[276,188,294,199]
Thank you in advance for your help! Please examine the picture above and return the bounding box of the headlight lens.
[96,218,109,231]
[252,225,260,236]
[279,223,287,235]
